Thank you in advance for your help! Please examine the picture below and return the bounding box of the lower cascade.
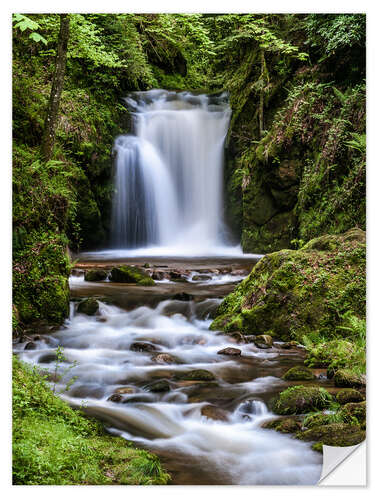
[111,90,232,253]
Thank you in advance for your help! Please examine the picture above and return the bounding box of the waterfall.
[111,90,232,253]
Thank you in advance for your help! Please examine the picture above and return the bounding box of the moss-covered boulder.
[282,366,315,381]
[303,413,333,429]
[271,385,333,415]
[336,389,364,405]
[338,401,366,429]
[261,417,302,434]
[210,229,365,343]
[334,369,366,388]
[77,298,99,316]
[296,423,365,447]
[84,269,108,282]
[175,369,216,382]
[109,266,155,286]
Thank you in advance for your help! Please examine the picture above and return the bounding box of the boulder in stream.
[130,342,158,353]
[336,388,364,405]
[144,379,171,392]
[296,422,365,447]
[84,269,108,282]
[282,366,315,381]
[217,347,241,356]
[151,353,178,365]
[334,369,366,388]
[271,385,333,415]
[109,265,155,286]
[262,417,302,434]
[77,298,99,315]
[114,386,137,395]
[175,369,216,381]
[201,404,229,422]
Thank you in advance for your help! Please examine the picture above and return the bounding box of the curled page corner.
[318,441,366,486]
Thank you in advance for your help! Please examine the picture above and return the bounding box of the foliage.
[13,357,170,485]
[13,14,47,45]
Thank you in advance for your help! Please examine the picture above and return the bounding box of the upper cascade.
[111,89,232,254]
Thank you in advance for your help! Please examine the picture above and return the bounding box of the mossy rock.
[334,369,366,388]
[261,417,302,434]
[271,385,333,415]
[212,229,365,344]
[143,379,170,393]
[84,269,108,282]
[254,334,273,349]
[175,369,216,381]
[109,266,155,286]
[336,389,364,405]
[338,401,366,429]
[296,423,365,447]
[77,298,99,316]
[282,366,315,381]
[303,413,333,429]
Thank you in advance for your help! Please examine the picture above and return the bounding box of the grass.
[12,356,170,485]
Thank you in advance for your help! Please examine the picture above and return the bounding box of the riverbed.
[15,255,327,485]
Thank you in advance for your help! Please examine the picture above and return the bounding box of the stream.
[15,256,327,485]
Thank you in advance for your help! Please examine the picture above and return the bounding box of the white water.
[16,298,322,485]
[111,90,232,254]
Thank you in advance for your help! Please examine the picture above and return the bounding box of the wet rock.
[336,389,364,405]
[262,417,302,434]
[334,369,366,388]
[114,386,136,395]
[70,384,105,399]
[282,366,315,381]
[77,298,99,316]
[144,379,170,393]
[109,265,155,286]
[151,353,178,365]
[194,300,219,320]
[130,342,157,353]
[170,271,189,282]
[280,342,292,349]
[143,263,151,268]
[296,423,365,447]
[254,334,273,349]
[201,404,229,422]
[230,332,246,344]
[152,271,166,280]
[243,334,257,343]
[107,393,123,403]
[84,269,108,282]
[24,341,37,350]
[38,353,58,364]
[172,292,194,301]
[175,369,216,381]
[272,385,333,415]
[192,274,211,281]
[217,347,241,356]
[339,401,366,429]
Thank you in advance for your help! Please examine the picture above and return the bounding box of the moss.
[12,357,170,485]
[212,229,366,346]
[272,385,333,415]
[336,389,364,405]
[296,423,365,447]
[109,265,155,286]
[175,369,216,381]
[282,366,315,381]
[84,269,108,282]
[77,298,99,316]
[303,413,333,429]
[338,401,366,429]
[334,369,366,388]
[261,417,302,434]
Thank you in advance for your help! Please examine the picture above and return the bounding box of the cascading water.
[111,89,232,254]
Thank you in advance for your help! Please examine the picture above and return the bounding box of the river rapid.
[15,256,326,485]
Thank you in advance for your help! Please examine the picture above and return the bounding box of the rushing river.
[15,258,324,485]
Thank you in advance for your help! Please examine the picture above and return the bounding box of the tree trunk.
[259,49,265,138]
[41,14,70,161]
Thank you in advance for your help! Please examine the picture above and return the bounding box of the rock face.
[271,385,333,415]
[217,347,241,356]
[210,229,365,343]
[336,389,364,405]
[296,423,365,447]
[77,298,99,315]
[84,269,108,282]
[109,265,155,286]
[334,369,366,388]
[282,366,315,381]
